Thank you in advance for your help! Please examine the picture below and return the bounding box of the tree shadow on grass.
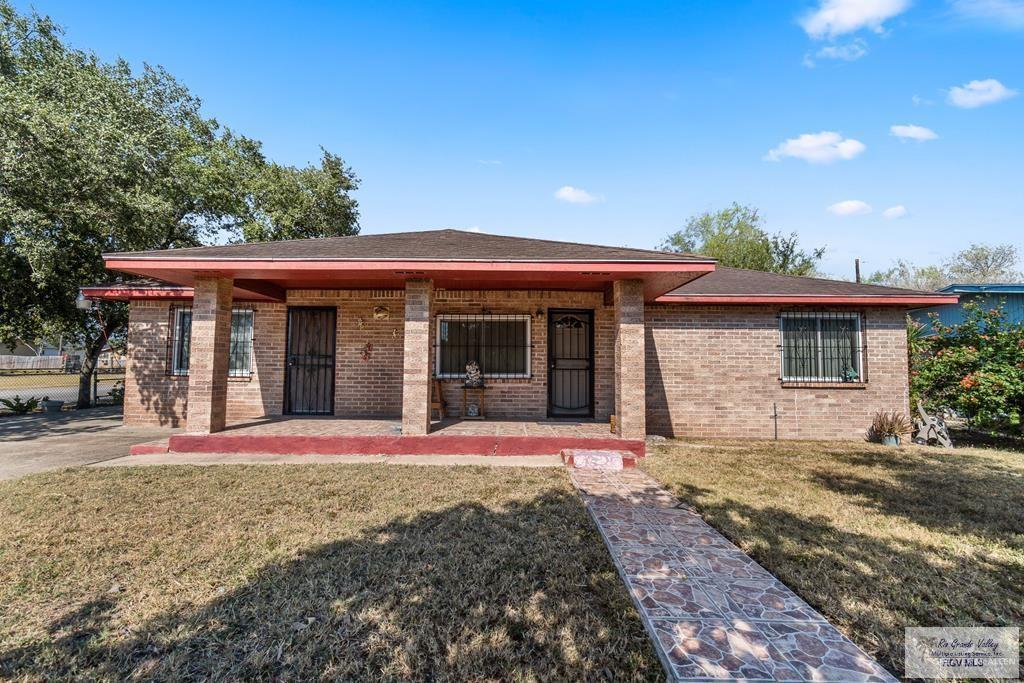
[661,481,1024,677]
[811,448,1024,543]
[0,490,660,681]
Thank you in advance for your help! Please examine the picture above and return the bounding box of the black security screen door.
[548,309,594,418]
[285,307,336,415]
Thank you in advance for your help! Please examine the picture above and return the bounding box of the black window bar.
[165,306,255,378]
[778,311,866,384]
[166,306,192,376]
[228,309,255,377]
[434,313,532,379]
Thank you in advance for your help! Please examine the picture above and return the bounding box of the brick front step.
[157,434,645,458]
[129,439,170,455]
[561,449,637,470]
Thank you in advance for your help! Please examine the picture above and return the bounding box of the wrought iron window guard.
[777,311,867,385]
[434,313,532,379]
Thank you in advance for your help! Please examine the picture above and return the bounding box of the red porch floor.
[134,417,645,459]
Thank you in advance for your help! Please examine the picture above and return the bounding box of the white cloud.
[883,205,908,219]
[554,186,602,204]
[949,0,1024,28]
[890,124,939,141]
[911,94,935,106]
[765,131,866,163]
[800,0,911,39]
[477,159,503,166]
[947,78,1018,108]
[803,39,868,67]
[827,200,873,216]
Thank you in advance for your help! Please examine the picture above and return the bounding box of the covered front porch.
[95,231,716,454]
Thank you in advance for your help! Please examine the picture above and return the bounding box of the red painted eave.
[101,258,716,301]
[654,294,961,305]
[80,286,194,301]
[80,285,281,302]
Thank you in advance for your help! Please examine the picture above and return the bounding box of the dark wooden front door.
[285,307,336,415]
[548,309,594,418]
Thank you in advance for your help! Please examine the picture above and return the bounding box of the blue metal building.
[911,283,1024,332]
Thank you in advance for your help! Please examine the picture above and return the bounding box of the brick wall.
[124,293,911,440]
[431,290,615,420]
[124,299,286,427]
[123,289,615,426]
[287,290,406,418]
[644,304,910,440]
[123,301,189,426]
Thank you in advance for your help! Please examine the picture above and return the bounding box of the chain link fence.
[0,355,125,414]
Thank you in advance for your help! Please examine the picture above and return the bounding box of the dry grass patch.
[0,464,659,681]
[642,440,1024,676]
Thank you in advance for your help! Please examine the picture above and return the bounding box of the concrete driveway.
[0,407,175,481]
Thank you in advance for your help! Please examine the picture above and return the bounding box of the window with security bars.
[779,312,864,383]
[167,307,255,377]
[435,314,531,379]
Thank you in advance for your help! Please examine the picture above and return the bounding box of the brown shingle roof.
[665,266,946,298]
[106,229,711,263]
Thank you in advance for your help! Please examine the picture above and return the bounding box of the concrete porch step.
[145,434,645,458]
[129,439,169,455]
[561,449,637,470]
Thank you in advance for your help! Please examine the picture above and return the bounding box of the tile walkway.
[570,468,897,682]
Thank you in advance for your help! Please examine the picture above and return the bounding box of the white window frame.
[228,309,255,378]
[169,307,255,378]
[434,314,532,379]
[779,312,863,382]
[170,307,192,376]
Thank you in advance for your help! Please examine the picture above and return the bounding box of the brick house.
[82,230,955,454]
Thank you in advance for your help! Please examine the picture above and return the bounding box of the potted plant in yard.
[869,410,913,446]
[40,396,64,414]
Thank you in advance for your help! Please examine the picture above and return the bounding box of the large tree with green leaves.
[0,2,359,407]
[866,243,1022,291]
[660,203,825,276]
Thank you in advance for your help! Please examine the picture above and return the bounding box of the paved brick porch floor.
[571,468,896,682]
[222,416,617,438]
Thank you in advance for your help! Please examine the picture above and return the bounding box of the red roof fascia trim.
[654,295,960,305]
[81,287,194,300]
[103,258,716,274]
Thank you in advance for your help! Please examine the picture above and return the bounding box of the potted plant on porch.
[40,396,64,415]
[869,410,912,446]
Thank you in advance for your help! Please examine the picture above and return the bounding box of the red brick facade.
[123,291,910,440]
[644,305,909,440]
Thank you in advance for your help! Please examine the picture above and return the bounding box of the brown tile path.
[570,469,896,682]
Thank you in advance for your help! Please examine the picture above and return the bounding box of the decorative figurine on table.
[464,360,483,387]
[462,361,486,419]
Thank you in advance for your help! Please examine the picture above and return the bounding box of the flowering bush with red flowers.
[913,302,1024,431]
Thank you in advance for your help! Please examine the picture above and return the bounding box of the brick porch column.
[402,278,433,435]
[185,276,233,434]
[613,279,646,439]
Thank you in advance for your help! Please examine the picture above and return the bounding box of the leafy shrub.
[868,410,912,442]
[912,302,1024,431]
[0,396,41,415]
[109,380,125,405]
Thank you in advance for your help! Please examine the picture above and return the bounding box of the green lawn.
[0,373,123,389]
[0,465,660,681]
[641,439,1024,677]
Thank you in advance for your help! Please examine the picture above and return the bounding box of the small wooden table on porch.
[462,383,486,420]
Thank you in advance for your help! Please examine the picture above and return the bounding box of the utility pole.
[855,258,861,284]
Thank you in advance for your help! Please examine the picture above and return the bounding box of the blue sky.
[17,0,1023,277]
